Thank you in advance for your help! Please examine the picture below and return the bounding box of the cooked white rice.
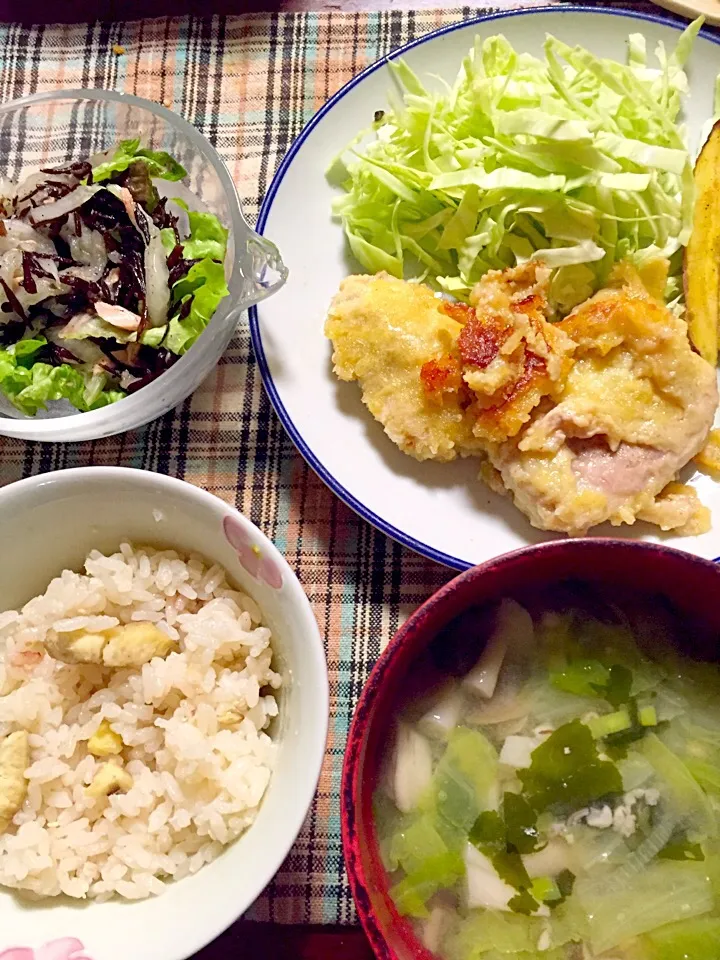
[0,543,281,901]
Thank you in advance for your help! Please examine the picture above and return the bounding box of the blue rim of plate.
[250,4,720,572]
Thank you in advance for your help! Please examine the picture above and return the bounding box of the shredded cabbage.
[330,19,703,313]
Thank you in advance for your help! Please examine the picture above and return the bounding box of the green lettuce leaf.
[140,325,167,348]
[182,210,228,261]
[171,198,228,261]
[159,228,177,255]
[165,259,229,355]
[161,202,230,355]
[93,137,187,183]
[0,340,124,415]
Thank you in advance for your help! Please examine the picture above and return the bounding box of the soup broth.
[374,583,720,960]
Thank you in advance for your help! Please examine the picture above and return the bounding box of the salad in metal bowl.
[0,139,229,415]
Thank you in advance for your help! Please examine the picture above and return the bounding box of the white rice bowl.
[0,543,281,902]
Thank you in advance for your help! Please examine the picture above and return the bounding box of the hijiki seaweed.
[0,140,229,415]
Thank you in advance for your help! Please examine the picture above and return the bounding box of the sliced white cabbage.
[594,133,687,175]
[494,110,594,142]
[570,824,628,875]
[389,723,433,814]
[46,325,107,366]
[28,185,101,225]
[463,599,534,700]
[60,219,107,281]
[0,248,65,313]
[142,212,171,327]
[464,843,515,911]
[0,219,56,256]
[499,734,542,769]
[618,754,656,792]
[58,311,135,343]
[417,684,464,740]
[15,169,75,204]
[104,199,171,329]
[37,257,61,283]
[421,904,454,953]
[464,686,530,726]
[60,264,105,286]
[522,839,573,879]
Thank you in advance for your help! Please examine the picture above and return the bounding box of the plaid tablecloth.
[0,0,684,928]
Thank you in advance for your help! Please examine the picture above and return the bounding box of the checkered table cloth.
[0,0,685,929]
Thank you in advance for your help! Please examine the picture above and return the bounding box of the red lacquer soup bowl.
[340,539,720,960]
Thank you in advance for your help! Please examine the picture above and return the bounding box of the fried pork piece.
[325,273,481,461]
[696,428,720,476]
[462,262,574,442]
[636,483,710,536]
[487,265,718,535]
[326,261,717,536]
[325,263,573,461]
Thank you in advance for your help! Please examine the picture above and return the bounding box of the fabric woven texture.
[0,0,683,929]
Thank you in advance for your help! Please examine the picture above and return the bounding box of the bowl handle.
[241,231,288,306]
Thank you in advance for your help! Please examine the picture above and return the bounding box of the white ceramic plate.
[252,6,720,571]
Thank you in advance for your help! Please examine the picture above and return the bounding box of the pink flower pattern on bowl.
[223,515,283,589]
[0,939,93,960]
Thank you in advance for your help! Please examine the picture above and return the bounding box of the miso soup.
[375,585,720,960]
